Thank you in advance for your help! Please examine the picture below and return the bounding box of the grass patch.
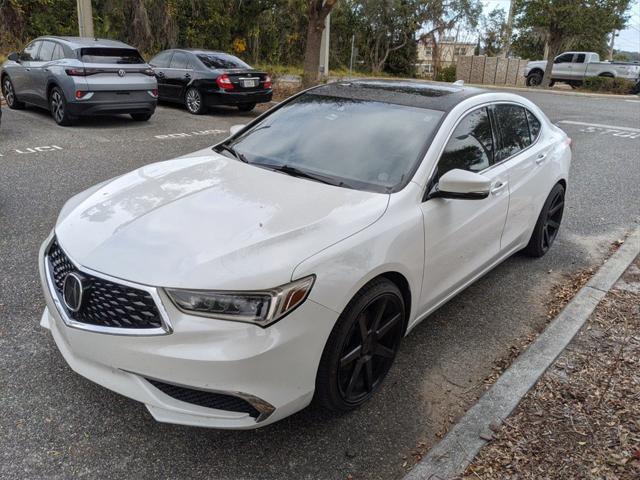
[580,76,637,95]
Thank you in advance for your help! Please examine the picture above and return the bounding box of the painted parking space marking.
[624,99,640,103]
[558,120,640,139]
[0,145,64,157]
[154,129,227,140]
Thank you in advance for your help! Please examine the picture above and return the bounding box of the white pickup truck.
[524,51,640,87]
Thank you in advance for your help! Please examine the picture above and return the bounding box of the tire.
[526,71,543,87]
[2,76,25,109]
[523,183,565,258]
[131,113,152,121]
[237,103,256,112]
[49,87,75,126]
[184,87,206,114]
[315,278,405,412]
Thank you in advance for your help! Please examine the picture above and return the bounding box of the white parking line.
[625,100,640,104]
[558,120,640,133]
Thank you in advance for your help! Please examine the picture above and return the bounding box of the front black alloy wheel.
[316,278,405,411]
[526,72,543,87]
[523,183,565,257]
[49,87,74,126]
[2,77,25,109]
[185,87,206,115]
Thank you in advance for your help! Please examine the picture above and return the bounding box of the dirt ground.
[462,257,640,479]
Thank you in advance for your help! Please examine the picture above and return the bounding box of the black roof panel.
[310,79,487,112]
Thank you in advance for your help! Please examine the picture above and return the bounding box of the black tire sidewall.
[315,278,405,412]
[524,183,565,257]
[49,87,73,126]
[527,72,542,87]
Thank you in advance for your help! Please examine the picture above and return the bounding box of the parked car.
[1,37,158,125]
[148,49,272,114]
[39,80,570,429]
[525,51,640,87]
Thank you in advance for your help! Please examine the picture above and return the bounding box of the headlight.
[165,276,315,327]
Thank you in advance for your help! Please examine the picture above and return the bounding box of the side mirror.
[229,124,245,136]
[429,169,492,200]
[7,52,19,62]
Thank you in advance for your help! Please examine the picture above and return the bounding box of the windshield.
[197,53,250,69]
[80,48,145,64]
[227,93,443,192]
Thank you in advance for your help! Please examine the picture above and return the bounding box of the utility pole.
[77,0,94,38]
[502,0,515,58]
[349,34,355,76]
[319,12,331,78]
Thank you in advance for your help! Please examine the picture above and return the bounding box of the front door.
[552,53,574,80]
[419,106,510,311]
[13,41,41,102]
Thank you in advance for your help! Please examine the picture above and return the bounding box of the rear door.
[570,53,588,79]
[552,53,574,79]
[419,106,510,311]
[165,51,192,100]
[492,104,555,250]
[78,47,152,94]
[149,50,173,98]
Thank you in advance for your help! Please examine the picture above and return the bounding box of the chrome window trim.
[44,236,173,336]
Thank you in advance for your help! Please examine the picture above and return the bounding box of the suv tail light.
[263,75,272,89]
[75,90,89,99]
[216,74,234,90]
[65,68,99,76]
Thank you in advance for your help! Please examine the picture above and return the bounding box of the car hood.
[55,152,389,290]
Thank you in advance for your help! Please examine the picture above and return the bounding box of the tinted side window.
[494,104,531,161]
[438,108,494,177]
[554,53,573,64]
[150,51,173,68]
[21,42,41,61]
[575,53,586,63]
[170,52,189,69]
[37,41,55,62]
[526,110,541,141]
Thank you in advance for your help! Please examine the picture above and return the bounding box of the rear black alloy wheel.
[523,183,565,257]
[316,279,405,411]
[49,87,74,126]
[185,87,205,114]
[3,77,25,109]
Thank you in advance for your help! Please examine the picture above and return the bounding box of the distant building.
[416,36,475,77]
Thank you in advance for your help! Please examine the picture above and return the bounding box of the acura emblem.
[117,69,126,77]
[63,272,85,312]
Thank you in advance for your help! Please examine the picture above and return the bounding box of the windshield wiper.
[267,164,348,187]
[215,144,248,163]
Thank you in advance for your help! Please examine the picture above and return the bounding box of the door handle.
[535,153,547,165]
[25,68,31,71]
[491,180,508,194]
[157,72,165,78]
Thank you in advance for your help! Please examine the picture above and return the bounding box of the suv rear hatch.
[74,47,155,93]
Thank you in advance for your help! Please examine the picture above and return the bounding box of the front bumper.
[38,235,339,429]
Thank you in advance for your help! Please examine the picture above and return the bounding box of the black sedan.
[148,49,272,114]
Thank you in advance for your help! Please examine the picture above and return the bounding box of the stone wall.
[455,56,529,86]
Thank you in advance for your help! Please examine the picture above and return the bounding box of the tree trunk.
[541,37,562,88]
[302,0,337,88]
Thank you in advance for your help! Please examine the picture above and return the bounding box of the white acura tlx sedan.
[39,80,571,429]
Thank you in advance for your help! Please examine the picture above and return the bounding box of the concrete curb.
[404,226,640,480]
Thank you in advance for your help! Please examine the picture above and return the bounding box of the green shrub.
[435,65,457,83]
[582,76,636,94]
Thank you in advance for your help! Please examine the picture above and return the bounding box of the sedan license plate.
[242,79,258,88]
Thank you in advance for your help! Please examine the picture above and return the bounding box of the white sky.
[483,0,640,53]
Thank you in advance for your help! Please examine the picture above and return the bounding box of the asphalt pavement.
[0,92,639,480]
